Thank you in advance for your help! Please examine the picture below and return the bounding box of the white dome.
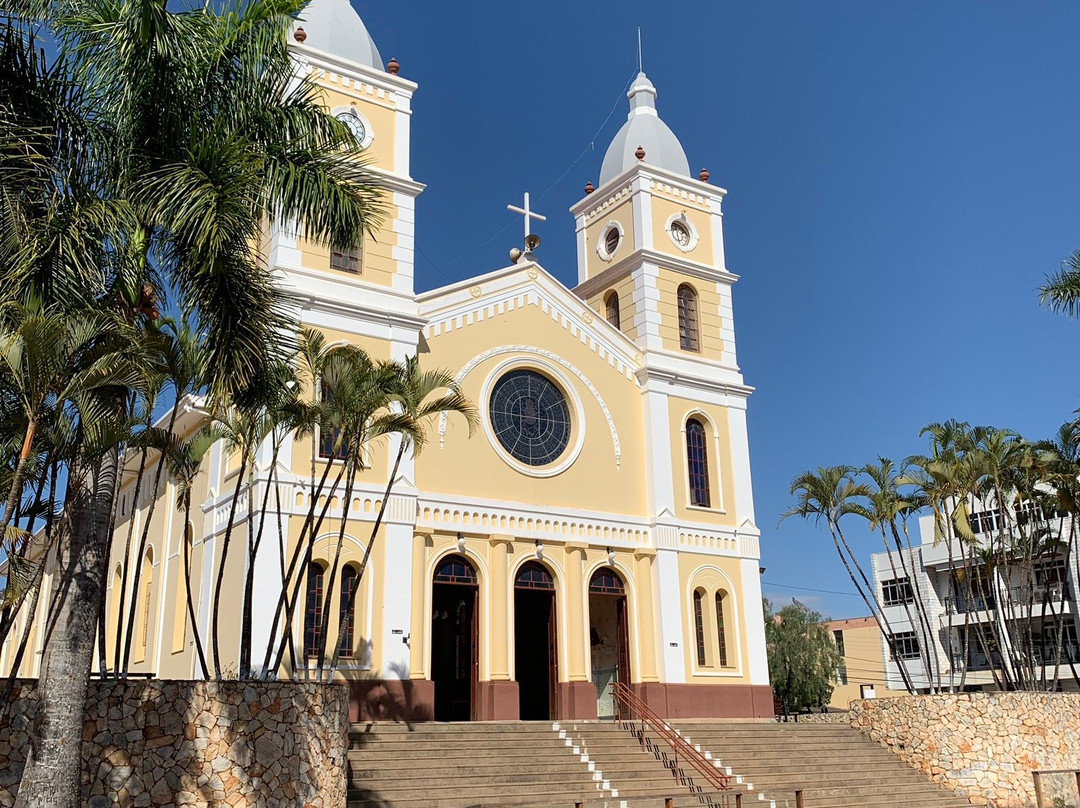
[294,0,383,71]
[599,72,689,186]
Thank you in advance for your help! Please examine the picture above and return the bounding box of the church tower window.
[604,226,621,257]
[330,243,362,273]
[686,417,711,507]
[338,564,359,658]
[604,291,621,330]
[715,591,728,667]
[677,284,700,352]
[693,588,707,666]
[304,562,327,659]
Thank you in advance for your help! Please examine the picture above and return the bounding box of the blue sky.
[352,1,1080,618]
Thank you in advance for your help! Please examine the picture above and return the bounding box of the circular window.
[488,370,571,467]
[666,213,698,252]
[604,227,621,256]
[670,220,691,248]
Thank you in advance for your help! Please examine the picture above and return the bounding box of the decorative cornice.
[419,262,640,381]
[574,249,737,301]
[571,163,726,217]
[290,44,418,93]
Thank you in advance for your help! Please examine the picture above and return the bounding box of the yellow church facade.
[0,0,771,721]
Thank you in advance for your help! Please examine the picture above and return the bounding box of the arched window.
[677,284,700,352]
[338,565,358,659]
[434,554,478,585]
[589,568,625,595]
[604,291,621,330]
[693,588,707,667]
[515,561,555,590]
[304,562,327,659]
[715,592,728,667]
[137,549,154,659]
[686,418,711,508]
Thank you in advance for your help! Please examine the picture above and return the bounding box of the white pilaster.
[739,558,769,685]
[725,403,755,525]
[655,518,686,684]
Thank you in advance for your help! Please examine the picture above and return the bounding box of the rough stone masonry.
[0,680,348,808]
[850,692,1080,807]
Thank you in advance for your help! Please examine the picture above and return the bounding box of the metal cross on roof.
[506,192,547,244]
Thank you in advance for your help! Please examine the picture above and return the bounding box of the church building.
[1,0,772,721]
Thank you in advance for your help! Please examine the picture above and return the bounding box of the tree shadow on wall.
[347,660,431,732]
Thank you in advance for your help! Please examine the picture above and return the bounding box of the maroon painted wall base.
[632,683,774,719]
[476,680,519,720]
[348,679,434,723]
[348,679,774,722]
[557,681,598,720]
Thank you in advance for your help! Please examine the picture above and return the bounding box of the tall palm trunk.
[121,403,180,673]
[113,434,150,673]
[14,448,118,808]
[211,453,249,678]
[180,495,209,679]
[240,439,282,679]
[328,441,405,675]
[0,416,38,540]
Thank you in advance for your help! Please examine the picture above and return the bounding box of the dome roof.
[294,0,383,71]
[599,72,689,186]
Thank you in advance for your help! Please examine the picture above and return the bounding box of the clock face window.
[670,220,691,248]
[489,370,571,467]
[336,111,367,144]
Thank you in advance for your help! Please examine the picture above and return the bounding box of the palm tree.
[1041,250,1080,318]
[783,465,916,693]
[325,356,477,677]
[162,421,221,680]
[8,0,387,801]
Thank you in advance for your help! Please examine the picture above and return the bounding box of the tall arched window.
[338,564,359,658]
[693,589,707,666]
[137,549,154,660]
[686,418,711,508]
[715,592,728,667]
[677,284,700,352]
[304,562,327,659]
[605,291,621,330]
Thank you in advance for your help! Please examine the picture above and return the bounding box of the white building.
[870,505,1079,693]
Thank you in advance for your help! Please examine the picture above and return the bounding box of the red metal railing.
[613,681,731,795]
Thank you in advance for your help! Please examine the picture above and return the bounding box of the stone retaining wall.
[849,693,1080,807]
[0,680,349,808]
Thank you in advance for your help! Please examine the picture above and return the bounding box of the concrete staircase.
[346,720,971,808]
[669,722,970,808]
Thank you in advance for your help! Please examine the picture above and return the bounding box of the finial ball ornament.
[584,181,595,195]
[699,168,710,182]
[293,27,307,42]
[635,145,646,161]
[387,57,400,74]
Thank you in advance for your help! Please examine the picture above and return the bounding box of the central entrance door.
[514,561,558,720]
[431,555,479,721]
[588,567,630,719]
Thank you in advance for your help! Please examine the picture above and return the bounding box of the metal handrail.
[613,680,731,793]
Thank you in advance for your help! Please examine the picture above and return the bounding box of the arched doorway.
[514,561,558,720]
[431,555,479,721]
[588,567,630,719]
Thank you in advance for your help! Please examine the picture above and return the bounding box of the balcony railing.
[952,643,1080,671]
[944,594,996,614]
[1011,582,1071,604]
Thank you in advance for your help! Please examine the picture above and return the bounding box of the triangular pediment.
[417,260,641,381]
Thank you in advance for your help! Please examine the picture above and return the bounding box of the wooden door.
[616,595,630,685]
[547,595,559,719]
